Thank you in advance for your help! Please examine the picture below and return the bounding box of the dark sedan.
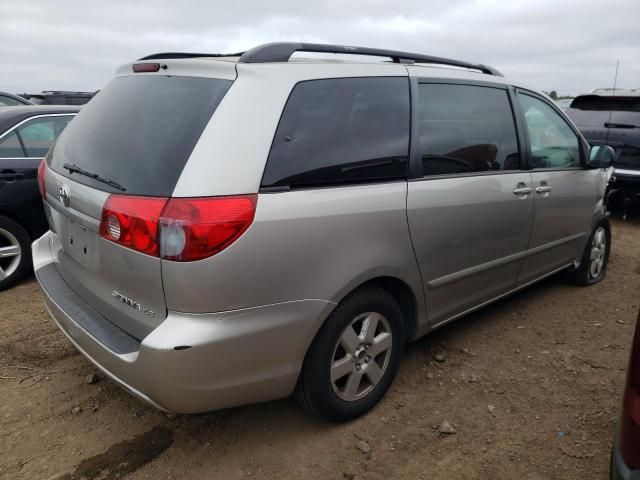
[0,106,78,289]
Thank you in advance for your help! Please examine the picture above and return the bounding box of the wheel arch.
[323,275,422,343]
[357,276,418,342]
[294,275,422,420]
[591,211,611,231]
[584,211,611,259]
[0,208,39,239]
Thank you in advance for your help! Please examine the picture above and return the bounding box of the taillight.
[37,160,46,199]
[159,195,257,261]
[99,196,168,257]
[99,194,257,261]
[619,311,640,469]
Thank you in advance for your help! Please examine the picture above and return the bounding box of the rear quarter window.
[262,77,410,189]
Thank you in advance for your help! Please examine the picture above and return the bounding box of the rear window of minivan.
[49,75,232,197]
[570,96,640,112]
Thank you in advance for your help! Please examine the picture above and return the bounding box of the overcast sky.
[1,0,638,96]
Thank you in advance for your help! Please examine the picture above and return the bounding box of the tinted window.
[418,84,520,176]
[519,94,581,169]
[69,97,90,105]
[571,95,640,112]
[50,75,232,196]
[262,77,410,188]
[41,96,64,105]
[567,95,640,128]
[0,131,25,157]
[17,115,74,157]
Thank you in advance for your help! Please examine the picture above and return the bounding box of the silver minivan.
[33,43,615,421]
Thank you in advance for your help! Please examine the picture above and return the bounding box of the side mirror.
[589,145,616,168]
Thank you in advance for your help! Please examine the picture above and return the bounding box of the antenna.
[606,60,620,144]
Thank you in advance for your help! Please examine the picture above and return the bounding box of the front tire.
[296,286,405,422]
[0,215,32,291]
[567,219,611,286]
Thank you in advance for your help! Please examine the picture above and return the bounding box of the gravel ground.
[1,216,639,480]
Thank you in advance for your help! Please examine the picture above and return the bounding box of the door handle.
[604,122,635,129]
[535,186,553,193]
[0,172,25,181]
[513,187,532,195]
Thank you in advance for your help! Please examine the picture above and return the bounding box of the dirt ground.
[1,217,639,480]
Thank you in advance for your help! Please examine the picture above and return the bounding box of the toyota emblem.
[58,185,70,207]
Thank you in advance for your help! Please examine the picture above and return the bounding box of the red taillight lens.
[626,389,640,425]
[99,194,257,261]
[99,195,168,257]
[159,195,257,261]
[37,160,46,199]
[619,311,640,469]
[132,63,161,73]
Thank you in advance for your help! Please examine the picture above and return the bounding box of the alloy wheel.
[0,227,22,281]
[589,226,607,279]
[331,312,393,402]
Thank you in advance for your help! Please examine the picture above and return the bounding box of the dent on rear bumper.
[32,231,336,413]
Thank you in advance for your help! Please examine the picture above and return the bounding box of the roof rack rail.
[138,52,244,61]
[237,42,503,76]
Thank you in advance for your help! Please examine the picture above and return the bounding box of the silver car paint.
[518,169,599,284]
[35,230,335,412]
[173,62,409,197]
[42,167,166,339]
[32,58,610,413]
[162,182,425,325]
[114,57,239,81]
[407,172,535,325]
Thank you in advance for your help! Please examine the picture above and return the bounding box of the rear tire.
[567,218,611,286]
[0,215,32,291]
[296,286,405,422]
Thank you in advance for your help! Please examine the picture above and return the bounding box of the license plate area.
[61,217,99,271]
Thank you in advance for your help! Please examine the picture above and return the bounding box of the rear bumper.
[33,231,335,413]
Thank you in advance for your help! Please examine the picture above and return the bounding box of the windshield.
[49,75,233,196]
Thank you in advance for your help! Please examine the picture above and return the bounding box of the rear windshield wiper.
[63,163,126,191]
